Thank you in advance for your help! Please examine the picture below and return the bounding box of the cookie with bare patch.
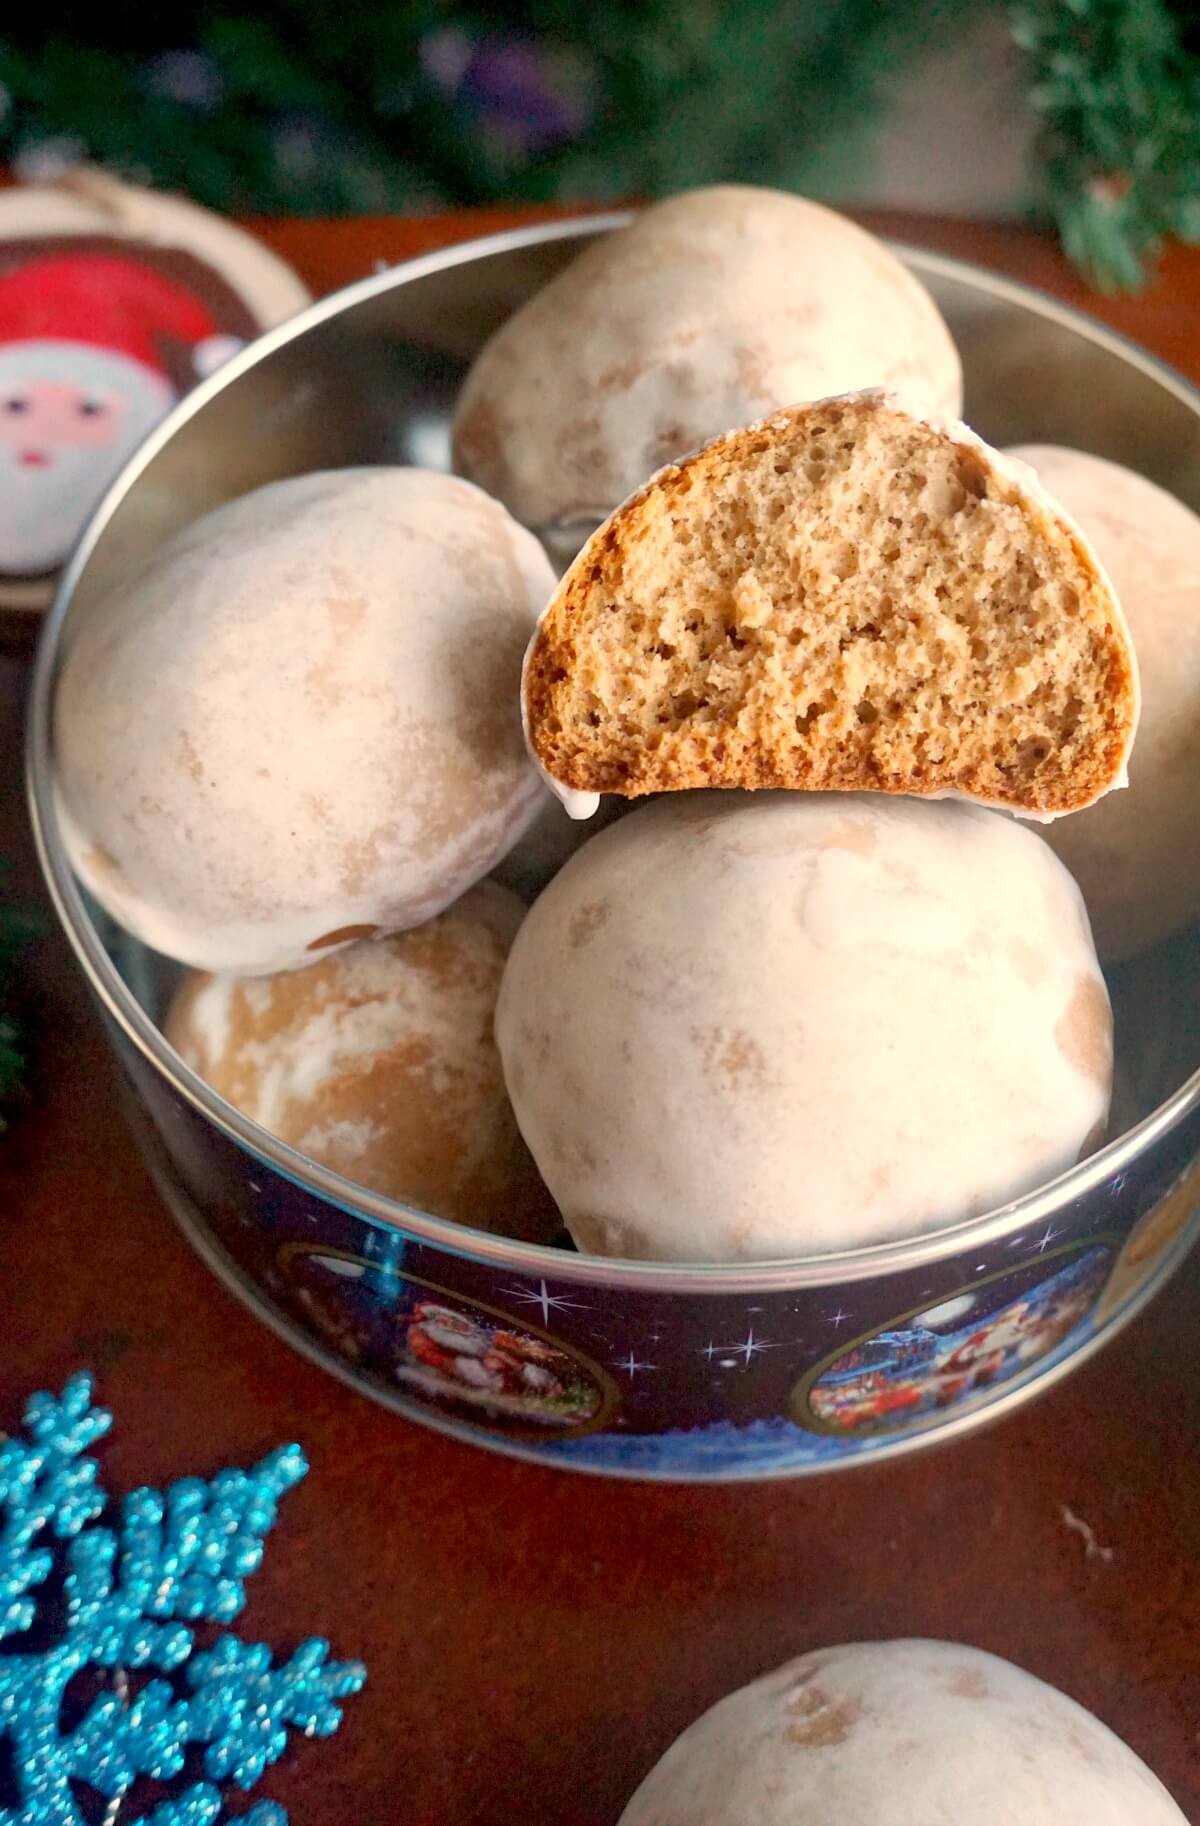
[453,186,961,553]
[167,881,557,1240]
[618,1639,1187,1824]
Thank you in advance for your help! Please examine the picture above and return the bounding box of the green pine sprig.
[0,1,977,214]
[1011,0,1200,290]
[0,1,1198,288]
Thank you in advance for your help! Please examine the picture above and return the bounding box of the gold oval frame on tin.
[277,1242,622,1443]
[1094,1160,1200,1326]
[791,1237,1121,1440]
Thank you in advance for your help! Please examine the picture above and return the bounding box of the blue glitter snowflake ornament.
[0,1374,366,1826]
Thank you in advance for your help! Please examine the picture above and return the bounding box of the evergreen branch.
[2,1,1198,285]
[1011,0,1200,290]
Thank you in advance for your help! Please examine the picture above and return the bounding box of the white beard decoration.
[0,340,173,575]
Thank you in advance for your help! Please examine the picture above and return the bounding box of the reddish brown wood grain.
[3,210,1199,1825]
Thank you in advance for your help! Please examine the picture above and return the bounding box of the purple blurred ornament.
[14,134,88,181]
[421,28,595,155]
[145,50,225,112]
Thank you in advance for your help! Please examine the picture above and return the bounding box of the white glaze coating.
[496,792,1112,1262]
[618,1640,1187,1824]
[166,881,557,1238]
[1010,445,1200,957]
[453,186,963,532]
[522,390,1138,823]
[55,467,555,974]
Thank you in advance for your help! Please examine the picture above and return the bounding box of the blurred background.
[1,0,1198,288]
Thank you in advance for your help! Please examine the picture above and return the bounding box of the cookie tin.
[27,215,1200,1479]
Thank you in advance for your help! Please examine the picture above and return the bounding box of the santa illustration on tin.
[0,253,246,575]
[0,171,308,612]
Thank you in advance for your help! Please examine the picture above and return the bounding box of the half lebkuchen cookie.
[522,392,1139,820]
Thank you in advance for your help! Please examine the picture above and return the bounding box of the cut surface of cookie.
[523,393,1138,820]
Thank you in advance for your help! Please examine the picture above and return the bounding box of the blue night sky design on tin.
[537,1305,1104,1475]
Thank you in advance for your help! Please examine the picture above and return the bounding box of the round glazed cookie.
[54,466,556,974]
[166,881,557,1239]
[1008,446,1200,958]
[495,793,1112,1262]
[617,1639,1187,1824]
[452,186,962,542]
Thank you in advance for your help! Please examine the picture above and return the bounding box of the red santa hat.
[0,252,243,380]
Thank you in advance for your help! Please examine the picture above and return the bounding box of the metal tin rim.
[130,1088,1200,1484]
[25,211,1200,1294]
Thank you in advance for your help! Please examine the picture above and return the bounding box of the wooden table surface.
[4,209,1199,1825]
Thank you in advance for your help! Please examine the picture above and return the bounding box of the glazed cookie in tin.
[54,467,554,975]
[453,185,962,551]
[1009,445,1200,959]
[167,881,558,1241]
[496,791,1114,1264]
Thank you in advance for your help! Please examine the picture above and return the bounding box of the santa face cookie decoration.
[0,172,309,614]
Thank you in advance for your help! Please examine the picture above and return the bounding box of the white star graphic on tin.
[501,1278,595,1324]
[827,1307,850,1329]
[612,1351,656,1378]
[1034,1225,1062,1254]
[705,1326,776,1368]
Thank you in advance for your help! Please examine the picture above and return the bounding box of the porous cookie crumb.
[525,394,1138,819]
